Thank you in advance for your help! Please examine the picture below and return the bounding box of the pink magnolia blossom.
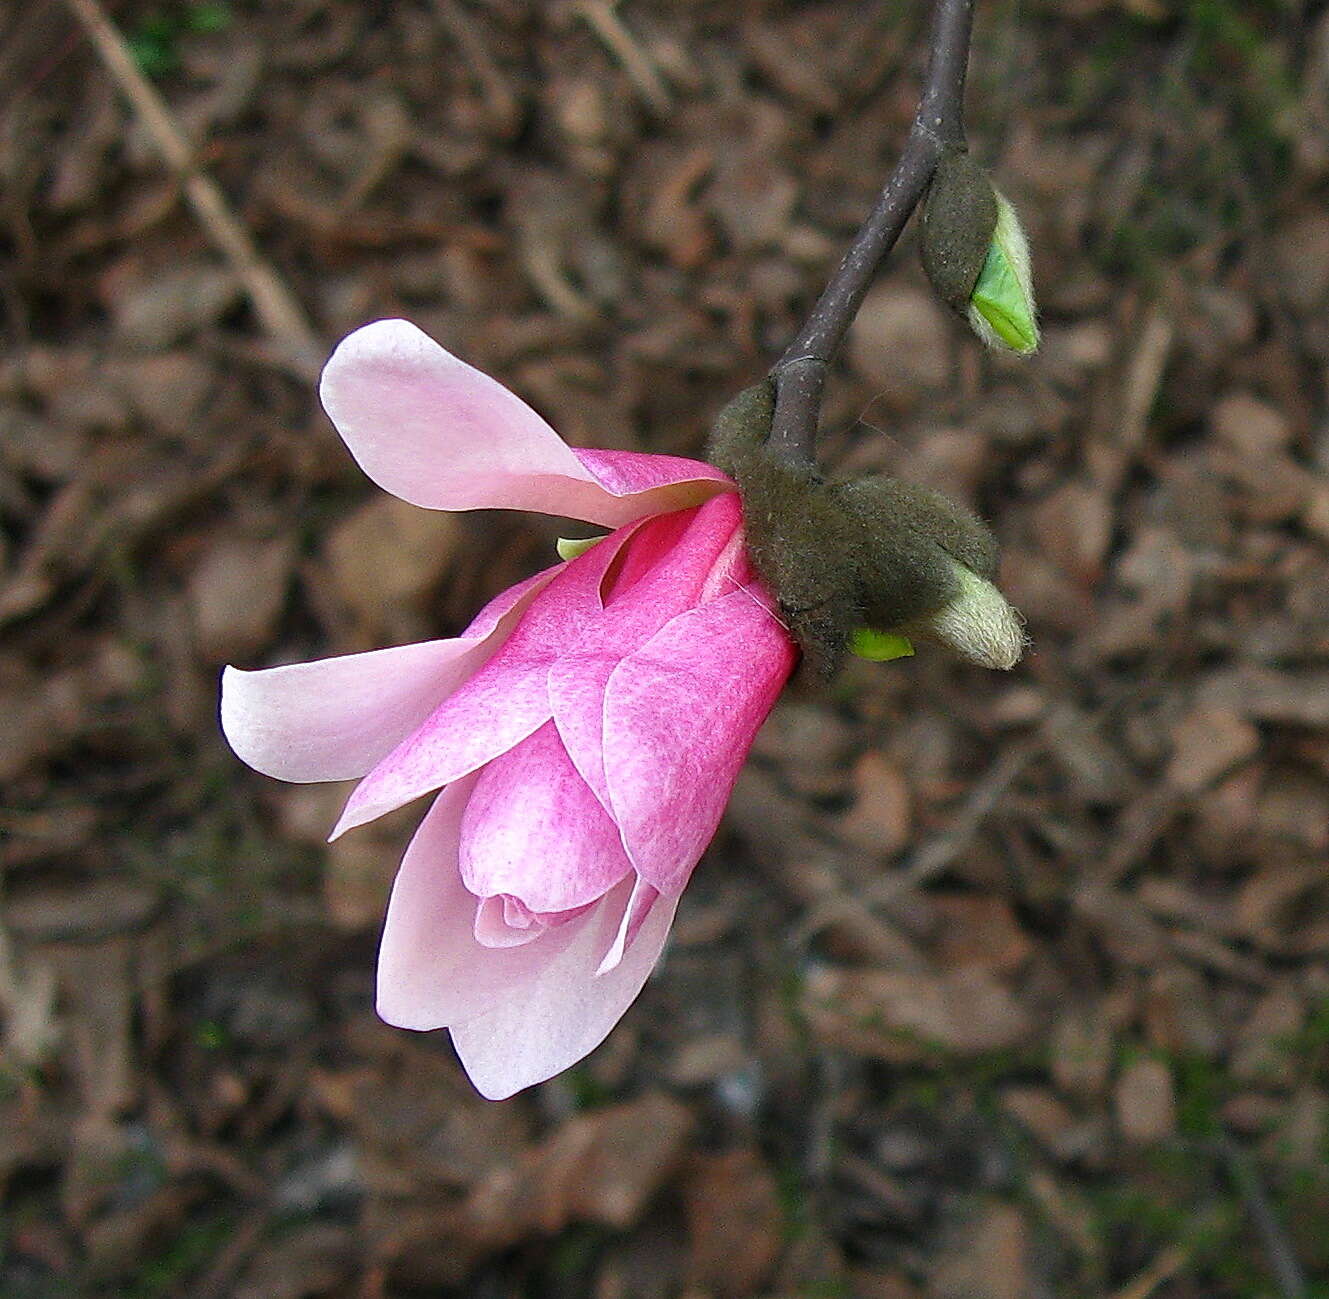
[221,320,796,1099]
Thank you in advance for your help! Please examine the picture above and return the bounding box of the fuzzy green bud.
[922,147,1038,356]
[921,146,998,310]
[706,384,1026,678]
[907,563,1026,670]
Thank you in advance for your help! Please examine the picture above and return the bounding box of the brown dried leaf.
[683,1148,783,1297]
[1142,964,1223,1059]
[324,495,462,632]
[1050,1005,1114,1100]
[930,894,1032,976]
[1231,984,1304,1087]
[466,1093,692,1237]
[931,1201,1032,1299]
[802,967,1030,1061]
[1210,391,1292,458]
[1029,479,1114,584]
[1197,667,1329,726]
[999,1086,1077,1153]
[848,284,951,400]
[1272,211,1329,312]
[188,534,295,662]
[232,1223,356,1299]
[1114,1056,1176,1145]
[1164,706,1260,794]
[836,751,912,858]
[111,263,243,351]
[350,1036,532,1193]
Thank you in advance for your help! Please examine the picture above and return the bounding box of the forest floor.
[4,1,1329,1296]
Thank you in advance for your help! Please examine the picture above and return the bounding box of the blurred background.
[4,1,1329,1295]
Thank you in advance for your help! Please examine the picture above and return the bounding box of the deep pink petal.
[329,520,644,836]
[603,586,797,898]
[220,565,557,783]
[458,721,632,912]
[546,655,618,810]
[599,492,744,611]
[449,885,679,1100]
[548,494,745,807]
[330,654,552,838]
[376,777,592,1029]
[336,498,743,836]
[321,320,729,526]
[576,452,733,502]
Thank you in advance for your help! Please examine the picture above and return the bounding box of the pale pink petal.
[473,894,594,948]
[449,886,680,1100]
[473,895,544,948]
[221,566,556,783]
[376,777,592,1028]
[603,586,797,898]
[458,721,632,912]
[595,875,660,976]
[321,320,728,526]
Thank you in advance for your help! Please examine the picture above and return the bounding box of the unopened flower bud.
[910,562,1026,670]
[707,384,1027,677]
[922,147,1039,356]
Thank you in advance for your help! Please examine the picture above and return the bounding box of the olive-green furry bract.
[707,382,1022,677]
[921,146,999,311]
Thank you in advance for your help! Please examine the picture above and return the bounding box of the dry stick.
[1216,1134,1309,1299]
[867,738,1036,908]
[577,0,671,116]
[63,0,322,378]
[790,740,1036,948]
[433,0,521,131]
[1108,1243,1190,1299]
[767,0,977,465]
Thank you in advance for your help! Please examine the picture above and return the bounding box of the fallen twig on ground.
[62,0,322,378]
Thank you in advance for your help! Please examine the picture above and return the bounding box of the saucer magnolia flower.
[221,320,796,1099]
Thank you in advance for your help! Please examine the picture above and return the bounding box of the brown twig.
[1216,1133,1308,1299]
[767,0,977,464]
[576,0,671,116]
[867,738,1036,907]
[62,0,322,378]
[787,740,1035,947]
[1108,1243,1190,1299]
[432,0,521,133]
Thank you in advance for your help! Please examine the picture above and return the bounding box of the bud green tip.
[967,192,1039,355]
[850,628,916,662]
[917,563,1027,670]
[556,535,603,561]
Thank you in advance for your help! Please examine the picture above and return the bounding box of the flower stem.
[766,0,977,464]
